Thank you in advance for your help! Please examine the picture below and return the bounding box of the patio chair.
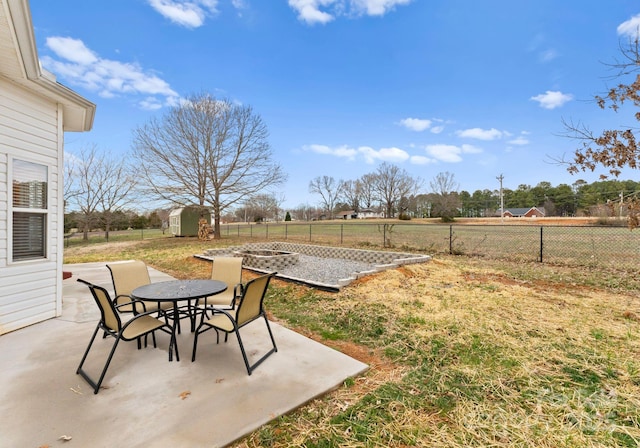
[191,272,277,375]
[76,278,172,394]
[106,260,172,315]
[198,256,244,310]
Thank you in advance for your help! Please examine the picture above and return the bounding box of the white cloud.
[288,0,336,24]
[461,144,482,154]
[409,155,434,165]
[398,117,432,132]
[42,36,179,108]
[304,144,358,160]
[351,0,413,16]
[147,0,218,28]
[359,146,409,163]
[288,0,412,25]
[539,49,558,63]
[424,144,482,163]
[425,144,462,163]
[618,14,640,39]
[530,90,573,109]
[508,132,530,145]
[303,143,410,163]
[457,127,503,141]
[45,36,97,65]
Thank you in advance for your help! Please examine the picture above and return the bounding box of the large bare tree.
[358,173,378,209]
[429,171,461,221]
[132,93,286,238]
[243,193,283,222]
[309,175,343,219]
[372,162,421,218]
[339,179,362,212]
[65,145,136,240]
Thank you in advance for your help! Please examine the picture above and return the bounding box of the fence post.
[449,225,453,254]
[539,226,543,263]
[237,225,240,237]
[341,224,343,244]
[250,224,252,238]
[309,224,312,242]
[383,224,386,248]
[266,223,269,240]
[285,224,288,240]
[141,228,143,240]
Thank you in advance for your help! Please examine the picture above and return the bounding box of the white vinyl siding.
[0,78,61,334]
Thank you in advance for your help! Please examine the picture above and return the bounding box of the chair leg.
[77,323,101,377]
[236,317,278,375]
[263,316,278,354]
[234,329,253,375]
[77,325,122,394]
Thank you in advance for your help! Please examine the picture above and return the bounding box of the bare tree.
[429,171,461,221]
[340,179,362,212]
[309,175,343,219]
[244,193,281,222]
[65,145,136,240]
[358,173,378,209]
[372,162,421,218]
[132,93,287,238]
[291,203,315,221]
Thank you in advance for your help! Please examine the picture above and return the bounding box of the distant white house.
[336,209,384,220]
[357,208,384,219]
[0,0,95,334]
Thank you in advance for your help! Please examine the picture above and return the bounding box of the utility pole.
[497,174,504,223]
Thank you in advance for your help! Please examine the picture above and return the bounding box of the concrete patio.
[0,261,368,448]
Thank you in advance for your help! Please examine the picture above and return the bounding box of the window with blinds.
[12,159,48,261]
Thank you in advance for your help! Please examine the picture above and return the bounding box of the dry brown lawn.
[65,239,640,446]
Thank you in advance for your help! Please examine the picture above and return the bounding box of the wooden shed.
[169,206,211,237]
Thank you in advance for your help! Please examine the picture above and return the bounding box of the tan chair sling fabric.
[198,256,244,308]
[76,279,172,394]
[191,272,277,375]
[107,260,171,314]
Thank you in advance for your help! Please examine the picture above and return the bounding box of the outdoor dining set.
[76,258,278,394]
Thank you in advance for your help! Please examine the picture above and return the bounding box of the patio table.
[131,279,227,361]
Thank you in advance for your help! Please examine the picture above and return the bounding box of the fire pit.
[234,249,299,271]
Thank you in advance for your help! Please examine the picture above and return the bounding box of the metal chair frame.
[76,278,172,394]
[191,272,277,375]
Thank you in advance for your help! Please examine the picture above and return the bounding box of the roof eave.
[6,0,95,132]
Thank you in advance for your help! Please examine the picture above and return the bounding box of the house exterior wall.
[0,77,63,334]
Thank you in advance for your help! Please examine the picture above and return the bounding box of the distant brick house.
[500,207,546,218]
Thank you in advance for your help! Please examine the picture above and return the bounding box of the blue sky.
[29,0,640,209]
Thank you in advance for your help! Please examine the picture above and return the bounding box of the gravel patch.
[270,255,378,286]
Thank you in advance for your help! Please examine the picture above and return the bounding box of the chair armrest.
[115,298,148,314]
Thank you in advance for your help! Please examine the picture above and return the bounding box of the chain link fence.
[221,222,640,270]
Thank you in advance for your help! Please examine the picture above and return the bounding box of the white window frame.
[9,157,50,263]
